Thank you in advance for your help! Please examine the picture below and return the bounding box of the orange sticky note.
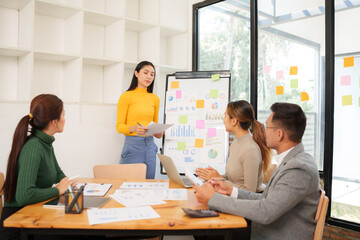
[194,139,204,148]
[196,100,205,108]
[344,57,354,68]
[276,86,284,95]
[171,81,179,89]
[301,92,309,101]
[289,66,298,75]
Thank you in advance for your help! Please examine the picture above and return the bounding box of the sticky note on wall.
[171,81,179,89]
[263,65,271,74]
[340,75,351,86]
[177,142,186,151]
[290,79,298,88]
[195,139,204,148]
[179,115,187,124]
[176,90,182,98]
[342,95,352,106]
[276,71,283,80]
[211,74,220,81]
[276,86,284,95]
[208,128,216,137]
[196,100,204,108]
[196,120,205,129]
[289,66,298,75]
[210,89,218,98]
[301,92,309,101]
[344,57,354,67]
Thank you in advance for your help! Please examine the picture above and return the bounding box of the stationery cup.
[65,187,84,214]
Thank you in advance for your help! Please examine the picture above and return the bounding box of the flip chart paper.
[344,57,354,67]
[196,100,205,108]
[176,90,182,98]
[289,66,298,75]
[290,79,298,88]
[171,81,179,89]
[276,71,283,80]
[276,86,284,95]
[196,120,205,129]
[179,115,187,124]
[301,92,309,101]
[178,142,186,151]
[340,75,351,86]
[208,128,217,137]
[195,139,204,148]
[211,74,220,81]
[263,65,271,74]
[342,95,352,106]
[210,89,219,98]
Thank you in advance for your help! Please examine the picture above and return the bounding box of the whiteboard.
[161,71,231,175]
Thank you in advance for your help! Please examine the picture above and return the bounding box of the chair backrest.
[263,163,277,183]
[93,164,147,179]
[313,189,329,240]
[0,172,4,216]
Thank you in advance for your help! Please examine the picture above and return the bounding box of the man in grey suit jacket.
[194,103,320,240]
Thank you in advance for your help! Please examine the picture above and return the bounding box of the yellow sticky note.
[276,86,284,95]
[179,115,187,124]
[194,139,204,148]
[196,100,205,108]
[210,89,218,98]
[211,74,220,81]
[290,79,298,88]
[301,92,309,101]
[342,95,352,106]
[344,57,354,68]
[171,81,179,89]
[177,142,186,151]
[289,66,298,75]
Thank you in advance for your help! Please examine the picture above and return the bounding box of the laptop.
[157,153,194,188]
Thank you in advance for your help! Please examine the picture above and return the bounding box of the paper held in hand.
[145,121,174,135]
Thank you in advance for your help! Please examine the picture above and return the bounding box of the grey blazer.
[208,143,320,240]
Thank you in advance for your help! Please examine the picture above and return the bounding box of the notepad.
[77,183,112,196]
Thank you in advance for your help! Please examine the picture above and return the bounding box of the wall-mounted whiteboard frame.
[161,71,231,175]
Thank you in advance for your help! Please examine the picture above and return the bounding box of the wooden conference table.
[4,178,249,240]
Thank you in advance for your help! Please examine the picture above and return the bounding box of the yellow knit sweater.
[116,87,160,136]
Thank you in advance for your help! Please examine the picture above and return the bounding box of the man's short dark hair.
[270,102,306,143]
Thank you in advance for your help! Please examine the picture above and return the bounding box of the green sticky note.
[211,74,220,81]
[342,95,352,106]
[290,79,298,88]
[177,142,186,151]
[179,115,187,124]
[210,89,218,98]
[359,97,360,107]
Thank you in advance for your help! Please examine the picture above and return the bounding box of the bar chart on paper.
[169,125,195,137]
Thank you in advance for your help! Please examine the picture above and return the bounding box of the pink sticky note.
[176,90,182,99]
[208,128,216,137]
[340,75,351,86]
[263,65,271,74]
[196,120,205,129]
[276,71,283,80]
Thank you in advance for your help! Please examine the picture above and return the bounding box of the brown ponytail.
[3,94,63,202]
[227,100,271,173]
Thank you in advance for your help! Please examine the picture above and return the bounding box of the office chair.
[93,164,146,179]
[313,189,329,240]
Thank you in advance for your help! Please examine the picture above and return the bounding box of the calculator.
[182,208,219,218]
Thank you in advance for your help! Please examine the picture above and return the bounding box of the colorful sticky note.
[170,81,179,89]
[342,95,352,106]
[196,120,205,129]
[195,139,204,148]
[211,74,220,81]
[196,100,204,108]
[301,92,309,101]
[344,57,354,68]
[177,142,186,151]
[359,97,360,107]
[179,115,187,124]
[289,66,298,75]
[208,128,216,137]
[263,65,271,74]
[340,75,351,86]
[210,89,218,98]
[290,79,298,88]
[176,90,182,99]
[276,86,284,95]
[276,70,283,80]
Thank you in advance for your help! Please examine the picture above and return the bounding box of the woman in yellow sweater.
[116,61,163,179]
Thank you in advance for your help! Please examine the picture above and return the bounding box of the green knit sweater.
[5,129,66,207]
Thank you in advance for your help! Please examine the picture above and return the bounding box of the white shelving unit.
[0,0,189,104]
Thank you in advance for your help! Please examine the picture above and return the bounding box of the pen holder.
[65,186,84,214]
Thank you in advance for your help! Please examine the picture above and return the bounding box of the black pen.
[136,122,144,127]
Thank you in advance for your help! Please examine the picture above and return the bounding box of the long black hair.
[127,61,156,93]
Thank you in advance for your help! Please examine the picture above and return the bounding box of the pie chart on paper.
[208,149,217,159]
